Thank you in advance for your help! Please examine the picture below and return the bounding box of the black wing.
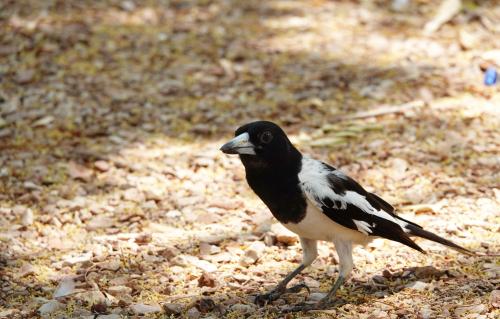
[299,159,423,252]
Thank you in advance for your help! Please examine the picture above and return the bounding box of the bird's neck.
[243,146,303,179]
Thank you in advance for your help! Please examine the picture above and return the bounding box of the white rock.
[490,290,500,308]
[240,241,265,266]
[419,305,433,319]
[53,278,75,298]
[406,281,429,291]
[308,292,327,302]
[186,307,200,319]
[454,304,486,316]
[130,303,162,314]
[62,252,92,266]
[107,285,132,297]
[271,223,297,245]
[21,208,34,226]
[38,300,64,315]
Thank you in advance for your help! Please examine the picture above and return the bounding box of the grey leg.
[255,237,317,305]
[286,239,353,312]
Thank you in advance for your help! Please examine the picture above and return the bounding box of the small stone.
[186,307,200,319]
[99,259,121,271]
[23,181,42,190]
[62,252,92,266]
[17,263,35,278]
[53,278,75,298]
[158,246,180,260]
[230,303,256,314]
[240,241,265,266]
[419,305,433,319]
[198,272,217,288]
[271,223,297,245]
[303,277,320,288]
[15,69,35,84]
[372,275,386,284]
[194,298,216,314]
[123,188,145,203]
[454,304,486,316]
[163,303,183,315]
[67,162,93,182]
[107,285,132,297]
[414,266,444,279]
[94,160,110,172]
[199,242,220,256]
[308,292,327,302]
[368,310,388,319]
[86,216,114,231]
[21,208,34,226]
[38,300,64,315]
[135,233,152,245]
[0,310,18,318]
[490,290,500,308]
[130,303,162,314]
[406,281,429,291]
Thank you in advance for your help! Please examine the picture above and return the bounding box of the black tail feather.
[405,224,474,256]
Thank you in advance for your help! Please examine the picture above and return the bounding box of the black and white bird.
[220,121,472,311]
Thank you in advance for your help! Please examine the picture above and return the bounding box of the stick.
[337,100,425,121]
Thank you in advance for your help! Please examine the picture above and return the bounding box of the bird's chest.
[247,175,307,224]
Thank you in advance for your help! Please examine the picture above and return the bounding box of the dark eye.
[260,131,273,144]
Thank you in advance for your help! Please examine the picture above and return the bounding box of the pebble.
[230,303,256,314]
[130,303,162,314]
[17,263,35,278]
[240,241,265,266]
[21,208,34,226]
[419,305,433,319]
[163,303,183,315]
[271,223,298,245]
[107,285,133,297]
[490,290,500,308]
[406,281,429,291]
[86,216,114,231]
[198,272,217,288]
[308,292,327,302]
[454,304,486,316]
[38,300,64,315]
[94,160,110,172]
[186,307,201,319]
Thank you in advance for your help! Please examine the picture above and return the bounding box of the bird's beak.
[220,132,256,155]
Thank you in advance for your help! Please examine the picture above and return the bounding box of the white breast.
[282,202,372,245]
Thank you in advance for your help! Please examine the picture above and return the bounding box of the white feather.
[298,157,404,230]
[352,219,373,235]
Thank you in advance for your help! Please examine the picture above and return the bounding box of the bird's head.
[220,121,300,169]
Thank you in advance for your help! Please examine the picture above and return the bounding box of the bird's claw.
[254,283,310,306]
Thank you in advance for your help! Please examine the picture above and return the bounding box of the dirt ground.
[0,0,499,318]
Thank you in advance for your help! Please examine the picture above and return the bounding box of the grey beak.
[220,132,256,155]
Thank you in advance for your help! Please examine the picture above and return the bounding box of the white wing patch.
[299,157,406,230]
[353,220,373,235]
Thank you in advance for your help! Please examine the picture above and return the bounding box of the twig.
[337,100,425,121]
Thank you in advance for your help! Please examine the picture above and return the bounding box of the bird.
[220,120,473,311]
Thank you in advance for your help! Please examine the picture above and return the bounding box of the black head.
[220,121,301,169]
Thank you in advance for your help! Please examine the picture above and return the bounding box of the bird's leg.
[255,238,317,306]
[285,239,353,312]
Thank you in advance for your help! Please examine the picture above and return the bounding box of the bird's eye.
[260,131,273,144]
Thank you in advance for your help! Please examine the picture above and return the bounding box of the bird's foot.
[254,283,310,306]
[283,298,343,313]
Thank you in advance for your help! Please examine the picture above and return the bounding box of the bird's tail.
[404,223,475,256]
